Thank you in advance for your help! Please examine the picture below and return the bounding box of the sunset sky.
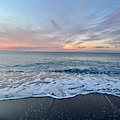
[0,0,120,52]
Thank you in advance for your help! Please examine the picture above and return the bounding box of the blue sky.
[0,0,120,51]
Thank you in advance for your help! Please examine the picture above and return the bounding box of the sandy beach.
[0,94,120,120]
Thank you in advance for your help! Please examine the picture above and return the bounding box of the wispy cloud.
[0,46,48,51]
[0,0,120,51]
[78,46,86,49]
[94,46,109,48]
[50,19,60,29]
[52,2,120,50]
[115,45,120,48]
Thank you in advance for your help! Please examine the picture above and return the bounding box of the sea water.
[0,51,120,100]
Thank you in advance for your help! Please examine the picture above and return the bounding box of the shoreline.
[0,93,120,120]
[0,93,120,101]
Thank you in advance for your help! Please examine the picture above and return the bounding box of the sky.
[0,0,120,52]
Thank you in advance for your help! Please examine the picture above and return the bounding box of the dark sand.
[0,94,120,120]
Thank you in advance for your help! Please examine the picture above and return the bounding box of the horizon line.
[0,50,120,53]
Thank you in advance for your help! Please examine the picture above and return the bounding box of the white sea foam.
[0,72,120,100]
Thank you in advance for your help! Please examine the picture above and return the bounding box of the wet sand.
[0,94,120,120]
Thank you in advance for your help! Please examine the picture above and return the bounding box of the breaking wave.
[0,72,120,100]
[51,68,120,75]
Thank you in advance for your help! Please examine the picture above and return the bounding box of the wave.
[0,59,120,69]
[0,72,120,100]
[1,67,120,75]
[0,63,46,68]
[51,68,120,75]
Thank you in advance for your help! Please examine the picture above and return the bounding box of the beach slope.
[0,94,120,120]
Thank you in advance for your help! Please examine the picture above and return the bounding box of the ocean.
[0,51,120,100]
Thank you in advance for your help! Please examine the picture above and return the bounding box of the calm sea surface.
[0,51,120,100]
